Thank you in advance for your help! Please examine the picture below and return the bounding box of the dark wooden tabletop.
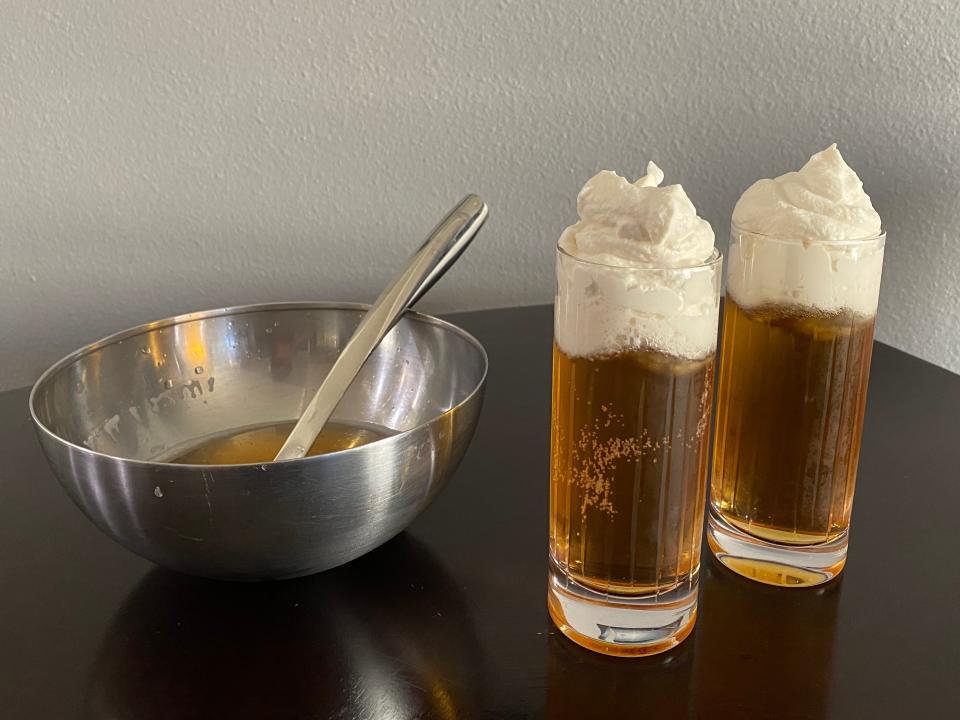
[1,304,959,719]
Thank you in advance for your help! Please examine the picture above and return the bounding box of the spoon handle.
[274,195,488,461]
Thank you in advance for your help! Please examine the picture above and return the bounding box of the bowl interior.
[32,303,486,463]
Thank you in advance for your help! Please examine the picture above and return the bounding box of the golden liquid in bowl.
[171,421,394,465]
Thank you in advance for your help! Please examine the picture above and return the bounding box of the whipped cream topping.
[560,162,715,267]
[729,145,885,317]
[555,163,719,360]
[732,144,882,241]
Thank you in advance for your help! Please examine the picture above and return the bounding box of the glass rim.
[730,222,886,247]
[556,242,723,272]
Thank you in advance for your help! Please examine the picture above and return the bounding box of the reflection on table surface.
[544,556,842,719]
[546,619,696,716]
[83,534,482,720]
[691,556,843,719]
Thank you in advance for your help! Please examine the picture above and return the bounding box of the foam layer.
[729,145,885,317]
[728,232,885,317]
[556,163,719,359]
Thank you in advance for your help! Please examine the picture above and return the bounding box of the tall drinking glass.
[709,225,885,587]
[548,245,722,656]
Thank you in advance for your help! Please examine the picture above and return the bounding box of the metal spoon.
[274,195,488,461]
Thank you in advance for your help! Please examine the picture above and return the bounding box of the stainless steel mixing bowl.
[30,302,487,580]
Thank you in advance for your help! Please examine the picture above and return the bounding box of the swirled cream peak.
[555,163,719,360]
[728,145,885,317]
[732,144,881,241]
[559,162,715,267]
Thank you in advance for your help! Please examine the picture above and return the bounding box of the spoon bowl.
[30,302,487,580]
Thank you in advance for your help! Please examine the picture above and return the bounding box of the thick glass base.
[547,560,698,657]
[707,508,847,588]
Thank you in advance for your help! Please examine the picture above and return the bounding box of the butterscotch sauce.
[170,421,394,465]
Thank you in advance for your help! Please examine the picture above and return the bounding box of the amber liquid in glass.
[549,343,714,595]
[712,298,875,544]
[170,421,393,464]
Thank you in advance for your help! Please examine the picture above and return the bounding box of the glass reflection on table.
[690,555,843,719]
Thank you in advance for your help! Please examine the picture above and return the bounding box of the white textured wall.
[2,0,959,389]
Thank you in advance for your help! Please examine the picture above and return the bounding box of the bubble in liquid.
[154,486,163,498]
[273,321,279,327]
[139,347,151,355]
[164,379,174,389]
[194,366,204,375]
[265,327,273,334]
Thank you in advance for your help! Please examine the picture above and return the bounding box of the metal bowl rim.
[29,301,489,470]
